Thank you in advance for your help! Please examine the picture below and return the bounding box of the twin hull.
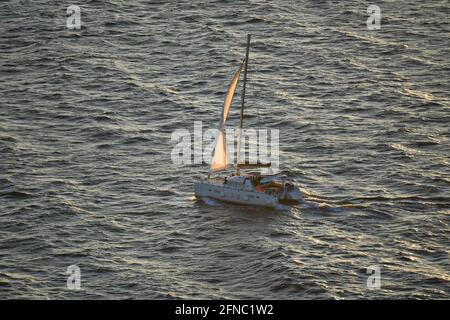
[194,181,279,208]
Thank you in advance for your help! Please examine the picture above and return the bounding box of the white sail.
[210,63,243,172]
[210,129,229,171]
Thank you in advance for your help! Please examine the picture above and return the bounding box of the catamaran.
[194,35,302,209]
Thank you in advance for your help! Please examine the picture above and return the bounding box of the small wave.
[350,195,449,204]
[0,135,17,143]
[300,201,343,213]
[122,136,150,145]
[97,143,113,149]
[246,17,271,24]
[112,60,178,96]
[149,187,177,197]
[157,245,181,253]
[0,190,33,199]
[408,138,440,147]
[0,178,14,187]
[0,272,38,284]
[337,29,405,49]
[94,115,116,122]
[52,248,92,258]
[390,143,419,157]
[401,88,434,103]
[401,55,436,66]
[198,196,219,206]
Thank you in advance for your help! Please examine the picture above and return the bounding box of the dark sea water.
[0,0,449,299]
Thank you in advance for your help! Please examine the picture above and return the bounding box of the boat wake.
[198,196,220,207]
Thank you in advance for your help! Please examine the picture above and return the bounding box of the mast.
[236,34,251,176]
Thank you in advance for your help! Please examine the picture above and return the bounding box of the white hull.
[194,180,280,208]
